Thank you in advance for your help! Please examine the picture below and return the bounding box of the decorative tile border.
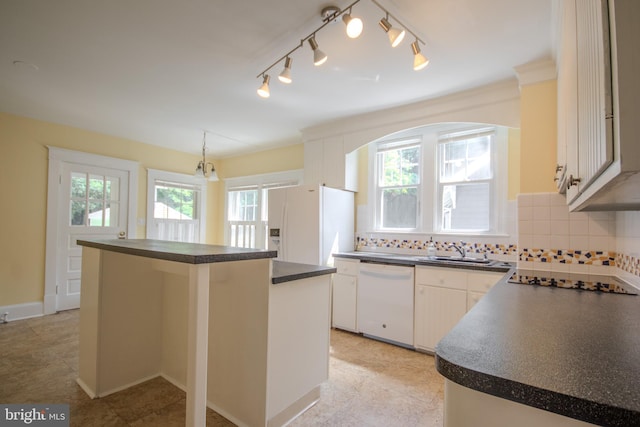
[519,249,616,266]
[355,235,518,256]
[616,253,640,277]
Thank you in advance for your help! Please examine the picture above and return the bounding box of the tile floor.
[0,310,444,426]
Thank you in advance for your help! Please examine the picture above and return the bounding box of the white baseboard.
[0,302,43,322]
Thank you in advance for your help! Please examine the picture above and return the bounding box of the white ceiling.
[0,0,554,158]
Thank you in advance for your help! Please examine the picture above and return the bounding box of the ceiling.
[0,0,554,158]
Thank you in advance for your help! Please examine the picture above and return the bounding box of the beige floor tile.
[0,310,444,426]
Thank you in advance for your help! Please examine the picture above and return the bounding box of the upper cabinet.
[557,0,640,210]
[304,137,358,191]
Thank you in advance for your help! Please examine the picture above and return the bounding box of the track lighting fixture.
[308,37,328,66]
[342,11,363,38]
[278,57,293,84]
[411,40,429,71]
[195,132,219,182]
[255,0,428,98]
[378,16,405,47]
[257,74,270,98]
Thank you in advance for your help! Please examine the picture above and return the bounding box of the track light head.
[257,74,271,98]
[278,57,293,84]
[379,17,405,47]
[308,37,328,66]
[411,41,429,71]
[342,13,363,38]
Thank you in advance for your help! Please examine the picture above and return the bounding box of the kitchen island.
[77,239,335,427]
[435,275,640,427]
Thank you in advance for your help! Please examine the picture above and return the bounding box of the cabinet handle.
[567,175,581,189]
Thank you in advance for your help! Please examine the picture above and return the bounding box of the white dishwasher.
[357,262,414,348]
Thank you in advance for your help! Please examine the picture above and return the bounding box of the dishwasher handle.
[359,266,413,282]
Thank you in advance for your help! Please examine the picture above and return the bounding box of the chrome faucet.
[449,241,466,258]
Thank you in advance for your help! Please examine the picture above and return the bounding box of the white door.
[57,164,129,310]
[45,147,138,314]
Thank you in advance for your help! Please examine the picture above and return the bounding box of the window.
[70,172,120,227]
[437,128,495,232]
[146,170,207,243]
[227,185,266,249]
[371,124,505,235]
[375,139,421,230]
[225,170,302,249]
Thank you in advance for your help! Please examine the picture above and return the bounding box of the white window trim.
[367,125,509,237]
[146,169,207,242]
[224,169,303,246]
[373,137,423,232]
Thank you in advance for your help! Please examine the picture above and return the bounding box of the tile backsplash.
[355,192,640,282]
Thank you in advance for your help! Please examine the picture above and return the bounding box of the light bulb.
[343,14,363,38]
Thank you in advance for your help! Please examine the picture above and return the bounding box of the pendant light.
[195,132,219,181]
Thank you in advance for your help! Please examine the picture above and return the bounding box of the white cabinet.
[304,138,358,192]
[332,258,359,332]
[414,266,504,352]
[467,271,506,311]
[557,0,640,210]
[414,267,468,352]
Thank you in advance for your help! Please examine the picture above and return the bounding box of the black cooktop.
[508,269,638,295]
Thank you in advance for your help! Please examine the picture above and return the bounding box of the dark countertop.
[271,261,336,284]
[77,239,335,284]
[435,277,640,427]
[334,251,513,273]
[77,239,277,264]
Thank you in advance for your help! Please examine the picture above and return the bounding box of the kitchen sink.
[421,256,493,264]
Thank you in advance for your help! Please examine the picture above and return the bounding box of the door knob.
[118,231,126,239]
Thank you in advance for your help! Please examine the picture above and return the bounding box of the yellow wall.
[0,76,555,308]
[0,112,304,307]
[508,128,522,200]
[519,80,558,193]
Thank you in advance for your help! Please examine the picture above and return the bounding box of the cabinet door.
[332,274,357,332]
[569,0,613,199]
[414,284,467,352]
[556,0,578,193]
[467,271,504,294]
[467,291,485,311]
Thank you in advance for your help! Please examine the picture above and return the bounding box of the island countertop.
[77,239,277,264]
[435,277,640,427]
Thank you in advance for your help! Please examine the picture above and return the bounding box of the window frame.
[435,127,497,234]
[224,170,303,249]
[369,125,508,236]
[373,137,423,232]
[146,169,207,243]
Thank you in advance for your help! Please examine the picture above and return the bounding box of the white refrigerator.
[268,185,354,266]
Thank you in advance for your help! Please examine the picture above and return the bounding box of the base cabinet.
[332,258,359,332]
[415,284,467,352]
[332,274,357,332]
[415,267,504,352]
